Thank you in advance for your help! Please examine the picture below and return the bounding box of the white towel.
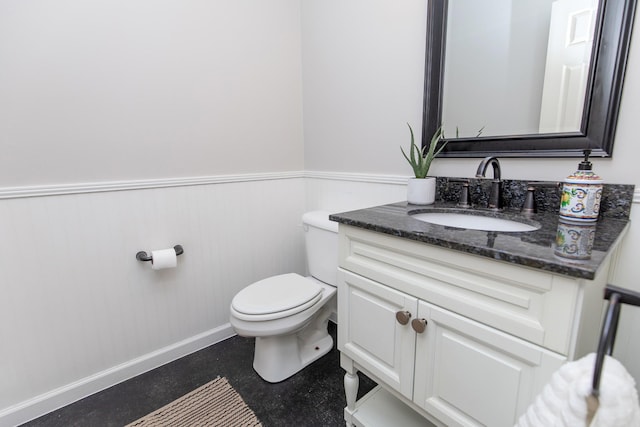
[515,353,640,427]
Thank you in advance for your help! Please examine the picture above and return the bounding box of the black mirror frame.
[422,0,637,158]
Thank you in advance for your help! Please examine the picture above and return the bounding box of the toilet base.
[252,304,334,383]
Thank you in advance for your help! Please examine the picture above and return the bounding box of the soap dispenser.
[559,150,603,222]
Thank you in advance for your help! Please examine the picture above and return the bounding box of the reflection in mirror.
[423,0,637,157]
[443,0,598,138]
[539,0,598,133]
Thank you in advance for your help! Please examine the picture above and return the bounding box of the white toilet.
[229,211,339,383]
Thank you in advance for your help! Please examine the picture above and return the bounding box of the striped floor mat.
[125,377,262,427]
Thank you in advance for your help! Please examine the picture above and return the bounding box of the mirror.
[422,0,637,157]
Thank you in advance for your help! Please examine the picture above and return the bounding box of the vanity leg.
[344,370,359,410]
[341,352,360,426]
[342,354,359,427]
[344,371,359,427]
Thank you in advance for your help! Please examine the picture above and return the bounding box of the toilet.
[229,211,339,383]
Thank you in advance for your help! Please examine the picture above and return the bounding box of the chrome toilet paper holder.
[136,245,184,262]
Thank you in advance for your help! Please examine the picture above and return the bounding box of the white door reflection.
[539,0,598,133]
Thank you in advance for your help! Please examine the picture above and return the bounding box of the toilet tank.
[302,211,339,286]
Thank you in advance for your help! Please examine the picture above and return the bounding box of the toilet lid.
[232,273,322,316]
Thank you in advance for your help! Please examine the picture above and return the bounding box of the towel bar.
[592,284,640,397]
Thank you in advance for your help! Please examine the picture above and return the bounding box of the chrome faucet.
[475,156,502,210]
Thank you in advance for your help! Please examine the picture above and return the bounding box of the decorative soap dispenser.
[559,150,603,222]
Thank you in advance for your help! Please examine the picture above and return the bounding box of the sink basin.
[411,212,540,232]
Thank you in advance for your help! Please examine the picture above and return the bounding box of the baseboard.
[0,323,235,427]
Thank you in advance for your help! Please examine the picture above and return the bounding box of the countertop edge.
[330,203,631,281]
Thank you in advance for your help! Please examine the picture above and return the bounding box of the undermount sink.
[410,211,540,232]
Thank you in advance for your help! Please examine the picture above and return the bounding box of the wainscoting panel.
[5,172,638,425]
[304,172,407,214]
[0,177,306,425]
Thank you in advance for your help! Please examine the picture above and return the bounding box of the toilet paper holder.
[136,245,184,262]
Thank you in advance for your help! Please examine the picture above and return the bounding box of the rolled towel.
[515,353,640,427]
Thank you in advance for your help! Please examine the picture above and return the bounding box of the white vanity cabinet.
[337,225,614,427]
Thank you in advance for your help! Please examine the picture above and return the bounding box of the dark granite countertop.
[330,202,630,280]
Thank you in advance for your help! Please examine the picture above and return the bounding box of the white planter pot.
[407,177,436,205]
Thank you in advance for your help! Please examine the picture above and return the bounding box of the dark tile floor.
[22,323,376,427]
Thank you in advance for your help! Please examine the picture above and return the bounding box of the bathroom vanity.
[330,199,631,427]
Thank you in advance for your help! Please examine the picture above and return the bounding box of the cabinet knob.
[395,310,412,325]
[411,318,428,333]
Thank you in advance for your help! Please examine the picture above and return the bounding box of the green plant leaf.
[401,123,447,178]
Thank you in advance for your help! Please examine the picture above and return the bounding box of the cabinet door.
[413,301,566,427]
[338,269,418,399]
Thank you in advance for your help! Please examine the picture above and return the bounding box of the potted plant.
[401,123,446,205]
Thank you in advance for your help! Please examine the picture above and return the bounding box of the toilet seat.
[231,273,323,321]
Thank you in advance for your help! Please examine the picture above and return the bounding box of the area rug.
[126,376,262,427]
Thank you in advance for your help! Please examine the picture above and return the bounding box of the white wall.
[301,0,640,390]
[3,0,640,424]
[0,0,304,187]
[302,0,640,186]
[301,0,428,175]
[0,1,307,424]
[0,178,307,426]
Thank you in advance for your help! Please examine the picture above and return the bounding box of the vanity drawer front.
[338,225,581,354]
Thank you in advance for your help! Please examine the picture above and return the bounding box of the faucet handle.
[521,186,537,215]
[457,181,471,208]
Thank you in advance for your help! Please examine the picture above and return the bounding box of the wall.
[304,172,407,213]
[301,0,428,175]
[0,0,304,186]
[301,0,640,389]
[3,0,640,424]
[0,1,306,425]
[302,0,640,184]
[0,178,306,426]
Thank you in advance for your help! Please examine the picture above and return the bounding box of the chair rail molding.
[1,170,637,204]
[0,171,305,199]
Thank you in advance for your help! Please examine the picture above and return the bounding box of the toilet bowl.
[229,211,338,383]
[230,273,336,382]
